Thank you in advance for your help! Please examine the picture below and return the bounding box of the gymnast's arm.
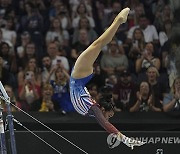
[88,105,145,148]
[89,105,119,134]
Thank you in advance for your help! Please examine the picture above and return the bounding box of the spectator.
[39,83,55,112]
[105,74,117,88]
[128,28,145,57]
[56,3,71,30]
[16,42,38,71]
[47,42,70,72]
[46,17,69,46]
[0,56,16,88]
[16,31,31,60]
[153,4,174,32]
[100,38,128,75]
[169,0,180,12]
[41,55,54,84]
[88,63,105,88]
[113,69,137,111]
[1,17,17,46]
[19,2,44,50]
[129,81,162,112]
[48,66,75,114]
[136,42,161,81]
[18,70,41,111]
[15,0,26,17]
[159,20,172,47]
[3,85,19,112]
[0,10,6,28]
[162,36,180,87]
[71,28,90,65]
[0,41,17,73]
[163,76,180,112]
[49,1,64,21]
[128,28,145,74]
[72,2,95,28]
[70,0,93,19]
[152,0,165,16]
[133,3,145,26]
[127,14,159,45]
[72,16,98,44]
[0,29,5,43]
[18,57,41,87]
[20,2,43,34]
[29,0,46,16]
[147,66,168,104]
[0,0,13,16]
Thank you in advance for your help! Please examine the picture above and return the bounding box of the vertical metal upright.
[0,82,17,154]
[0,103,7,154]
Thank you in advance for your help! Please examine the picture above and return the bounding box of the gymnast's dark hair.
[98,94,115,111]
[98,86,115,111]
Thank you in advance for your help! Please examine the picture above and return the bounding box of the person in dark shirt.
[113,69,137,111]
[129,81,162,112]
[147,66,167,105]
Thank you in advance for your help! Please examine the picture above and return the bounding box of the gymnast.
[69,8,144,149]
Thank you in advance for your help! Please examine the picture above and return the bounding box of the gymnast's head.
[98,86,115,120]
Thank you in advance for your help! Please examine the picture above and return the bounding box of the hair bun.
[104,94,112,100]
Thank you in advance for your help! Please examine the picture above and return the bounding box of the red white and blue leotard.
[69,73,119,134]
[69,74,95,115]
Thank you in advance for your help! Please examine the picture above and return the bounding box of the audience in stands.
[0,0,178,114]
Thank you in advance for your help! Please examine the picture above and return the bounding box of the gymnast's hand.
[117,133,145,150]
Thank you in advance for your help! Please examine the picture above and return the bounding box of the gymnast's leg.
[71,8,130,79]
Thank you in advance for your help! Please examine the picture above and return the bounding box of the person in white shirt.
[159,20,172,46]
[1,17,17,46]
[41,55,55,83]
[46,18,69,47]
[72,3,95,28]
[127,14,159,45]
[47,42,70,72]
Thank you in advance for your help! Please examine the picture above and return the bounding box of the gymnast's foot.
[118,7,130,23]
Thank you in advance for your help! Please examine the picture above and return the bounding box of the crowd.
[0,0,180,114]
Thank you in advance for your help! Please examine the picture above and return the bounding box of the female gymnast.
[69,8,144,149]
